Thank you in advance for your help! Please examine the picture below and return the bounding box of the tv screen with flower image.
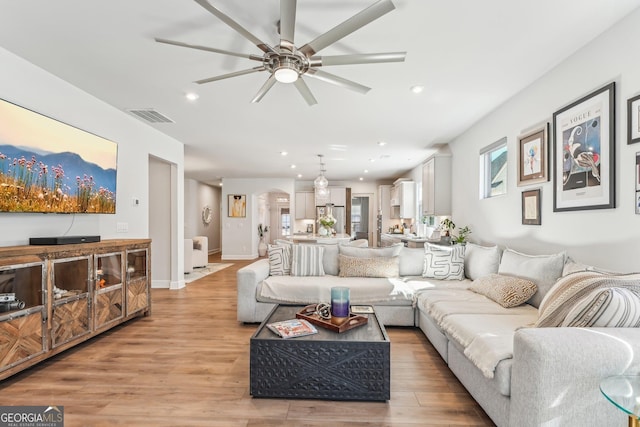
[0,98,117,214]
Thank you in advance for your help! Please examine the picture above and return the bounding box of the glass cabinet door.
[126,249,149,316]
[50,256,91,348]
[0,261,46,372]
[94,252,124,330]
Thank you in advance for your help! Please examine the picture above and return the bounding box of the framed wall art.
[522,188,541,225]
[518,123,549,186]
[228,194,246,217]
[628,94,640,145]
[636,152,640,214]
[552,82,615,212]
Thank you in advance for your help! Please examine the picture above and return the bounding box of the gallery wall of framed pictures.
[515,81,640,222]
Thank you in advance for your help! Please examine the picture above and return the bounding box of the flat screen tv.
[0,98,117,214]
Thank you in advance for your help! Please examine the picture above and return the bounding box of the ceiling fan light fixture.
[274,65,299,83]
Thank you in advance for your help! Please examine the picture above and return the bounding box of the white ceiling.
[0,0,639,185]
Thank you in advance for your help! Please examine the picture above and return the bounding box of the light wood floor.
[0,253,494,427]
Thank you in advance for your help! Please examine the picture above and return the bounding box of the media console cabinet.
[0,239,151,380]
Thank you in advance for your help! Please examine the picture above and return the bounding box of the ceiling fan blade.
[193,0,276,54]
[251,75,277,103]
[305,69,370,94]
[310,52,406,67]
[299,0,395,57]
[155,38,263,61]
[280,0,297,50]
[195,66,266,84]
[293,78,318,106]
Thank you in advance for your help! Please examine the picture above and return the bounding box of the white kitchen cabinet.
[329,186,346,206]
[422,154,452,216]
[391,181,415,219]
[295,192,315,219]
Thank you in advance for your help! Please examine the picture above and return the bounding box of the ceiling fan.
[155,0,406,105]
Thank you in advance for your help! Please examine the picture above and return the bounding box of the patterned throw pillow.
[291,244,325,277]
[535,271,640,327]
[469,273,537,308]
[268,244,291,276]
[422,244,465,280]
[338,255,399,278]
[561,287,640,327]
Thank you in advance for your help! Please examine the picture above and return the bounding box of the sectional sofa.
[236,241,640,426]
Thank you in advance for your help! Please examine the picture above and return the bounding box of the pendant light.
[314,154,328,191]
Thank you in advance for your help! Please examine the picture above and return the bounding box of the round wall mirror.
[202,205,213,225]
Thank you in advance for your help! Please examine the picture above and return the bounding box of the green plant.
[453,226,472,244]
[440,218,455,236]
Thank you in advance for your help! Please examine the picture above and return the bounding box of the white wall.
[184,178,221,252]
[448,8,640,273]
[0,46,185,279]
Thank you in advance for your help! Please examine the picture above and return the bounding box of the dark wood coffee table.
[250,304,390,401]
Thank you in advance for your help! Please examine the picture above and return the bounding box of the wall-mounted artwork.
[0,98,117,214]
[553,82,615,212]
[522,188,541,225]
[636,152,640,214]
[228,194,246,217]
[518,123,549,186]
[628,94,640,145]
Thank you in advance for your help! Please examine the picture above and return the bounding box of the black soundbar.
[29,235,101,245]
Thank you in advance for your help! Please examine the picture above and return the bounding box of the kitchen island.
[286,233,353,245]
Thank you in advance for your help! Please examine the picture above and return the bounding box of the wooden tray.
[296,304,368,333]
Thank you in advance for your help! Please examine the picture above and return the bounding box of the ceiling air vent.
[127,108,174,123]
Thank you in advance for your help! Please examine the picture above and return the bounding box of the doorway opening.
[351,194,373,244]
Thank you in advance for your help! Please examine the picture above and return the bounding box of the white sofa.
[236,242,640,426]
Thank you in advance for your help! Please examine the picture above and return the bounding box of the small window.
[480,138,508,199]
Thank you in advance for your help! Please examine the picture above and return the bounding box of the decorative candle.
[331,286,350,318]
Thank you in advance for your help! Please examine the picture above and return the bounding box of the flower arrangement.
[317,213,336,228]
[258,223,269,238]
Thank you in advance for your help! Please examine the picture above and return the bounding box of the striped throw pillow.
[535,271,640,327]
[422,244,465,280]
[268,244,291,276]
[291,245,325,277]
[562,287,640,327]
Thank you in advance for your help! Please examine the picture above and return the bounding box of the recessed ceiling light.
[280,151,288,156]
[377,141,387,146]
[410,85,424,94]
[364,169,368,173]
[290,164,296,169]
[297,174,302,178]
[185,92,199,101]
[359,177,364,181]
[369,158,375,163]
[219,182,223,186]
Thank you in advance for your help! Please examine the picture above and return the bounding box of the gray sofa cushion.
[339,243,403,258]
[464,243,502,280]
[498,248,565,308]
[399,247,425,276]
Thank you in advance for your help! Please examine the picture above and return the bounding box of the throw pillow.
[291,244,325,277]
[464,243,502,281]
[339,243,402,259]
[422,243,465,280]
[267,245,291,276]
[535,271,640,327]
[338,255,400,278]
[399,247,425,277]
[498,248,565,308]
[469,273,537,308]
[561,287,640,327]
